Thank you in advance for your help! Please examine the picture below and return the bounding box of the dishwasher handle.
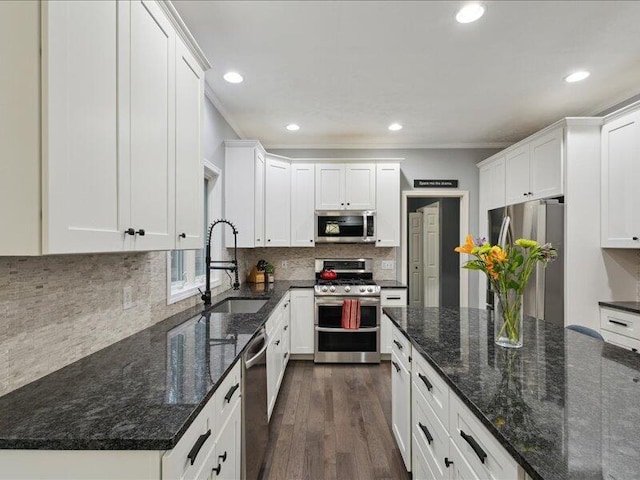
[245,331,268,369]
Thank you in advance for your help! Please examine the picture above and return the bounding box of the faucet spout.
[202,219,240,306]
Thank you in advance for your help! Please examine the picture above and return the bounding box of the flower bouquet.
[455,235,557,348]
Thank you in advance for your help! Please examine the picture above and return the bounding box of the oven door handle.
[314,297,381,306]
[315,326,379,333]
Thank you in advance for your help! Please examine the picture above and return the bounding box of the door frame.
[401,190,470,307]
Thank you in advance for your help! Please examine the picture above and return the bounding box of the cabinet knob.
[528,192,533,196]
[633,237,639,241]
[125,228,135,236]
[523,193,528,196]
[310,239,313,243]
[179,233,186,238]
[268,239,271,242]
[274,339,280,345]
[340,203,344,206]
[257,238,261,242]
[347,202,350,206]
[136,229,145,236]
[377,239,381,242]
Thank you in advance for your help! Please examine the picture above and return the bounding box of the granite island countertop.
[599,301,640,315]
[383,306,640,480]
[0,280,315,450]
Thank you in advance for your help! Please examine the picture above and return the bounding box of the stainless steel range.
[314,259,381,363]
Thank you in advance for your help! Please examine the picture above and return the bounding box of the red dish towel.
[341,299,361,329]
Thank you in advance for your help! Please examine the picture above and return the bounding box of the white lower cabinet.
[266,293,291,420]
[391,350,412,471]
[381,289,407,354]
[600,307,640,352]
[209,399,241,480]
[289,289,314,355]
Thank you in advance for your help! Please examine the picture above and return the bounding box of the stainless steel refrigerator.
[487,199,564,327]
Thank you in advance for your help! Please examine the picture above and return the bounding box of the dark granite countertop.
[383,307,640,480]
[599,301,640,315]
[0,281,314,450]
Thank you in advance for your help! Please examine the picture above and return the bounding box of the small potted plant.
[264,262,275,283]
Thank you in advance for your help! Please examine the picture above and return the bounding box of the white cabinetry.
[265,155,291,247]
[290,163,315,247]
[478,156,505,212]
[375,163,401,247]
[601,110,640,248]
[266,293,291,420]
[315,163,376,210]
[381,289,407,354]
[290,289,315,354]
[600,307,640,352]
[224,141,266,248]
[391,324,412,471]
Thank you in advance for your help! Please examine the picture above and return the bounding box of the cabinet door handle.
[444,457,454,468]
[633,237,639,240]
[418,422,433,444]
[284,325,288,331]
[218,451,227,463]
[418,373,433,391]
[212,463,222,476]
[609,319,629,328]
[393,339,403,350]
[386,296,402,300]
[274,339,280,346]
[224,383,240,403]
[125,228,135,236]
[391,361,401,373]
[187,429,211,465]
[136,229,145,236]
[460,430,487,464]
[179,232,186,238]
[284,352,288,359]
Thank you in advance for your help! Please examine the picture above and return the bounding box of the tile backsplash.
[0,252,229,397]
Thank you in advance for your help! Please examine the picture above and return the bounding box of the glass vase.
[494,289,523,349]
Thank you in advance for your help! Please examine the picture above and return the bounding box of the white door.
[315,164,345,210]
[376,163,401,247]
[44,0,127,253]
[265,156,291,247]
[213,400,242,480]
[290,289,314,354]
[291,163,315,247]
[254,149,266,247]
[391,352,412,470]
[504,144,531,205]
[422,203,440,307]
[601,111,640,248]
[130,0,175,250]
[345,164,376,209]
[174,37,203,250]
[409,213,424,307]
[530,127,563,200]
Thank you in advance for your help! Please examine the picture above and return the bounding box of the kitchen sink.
[210,298,267,314]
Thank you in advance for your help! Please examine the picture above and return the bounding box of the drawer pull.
[284,352,288,359]
[460,430,487,464]
[445,457,454,468]
[393,339,404,350]
[609,319,629,328]
[224,383,240,403]
[386,296,402,300]
[418,422,433,444]
[418,373,433,391]
[391,361,401,373]
[187,429,211,465]
[218,451,227,463]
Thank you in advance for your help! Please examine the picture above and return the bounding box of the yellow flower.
[455,235,476,254]
[515,238,538,249]
[489,246,507,263]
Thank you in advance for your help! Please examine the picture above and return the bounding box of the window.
[167,160,222,304]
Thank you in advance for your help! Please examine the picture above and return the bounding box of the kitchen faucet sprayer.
[201,219,240,306]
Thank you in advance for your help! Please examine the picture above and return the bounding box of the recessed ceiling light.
[564,71,590,83]
[286,124,300,131]
[388,123,403,131]
[456,3,485,23]
[223,71,243,84]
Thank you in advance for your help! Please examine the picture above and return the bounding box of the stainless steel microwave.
[315,211,375,243]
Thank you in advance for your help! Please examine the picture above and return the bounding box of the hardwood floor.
[261,360,411,480]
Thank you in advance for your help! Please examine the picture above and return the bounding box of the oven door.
[314,296,380,363]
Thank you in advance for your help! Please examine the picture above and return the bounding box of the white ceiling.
[174,1,640,148]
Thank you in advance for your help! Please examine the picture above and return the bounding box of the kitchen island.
[383,306,640,480]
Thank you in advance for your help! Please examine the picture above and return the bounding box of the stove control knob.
[329,286,336,293]
[344,286,351,292]
[367,287,374,293]
[321,286,328,292]
[359,286,366,293]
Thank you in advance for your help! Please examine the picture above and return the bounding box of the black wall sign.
[413,179,459,188]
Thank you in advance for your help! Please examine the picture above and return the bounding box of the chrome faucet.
[201,219,240,306]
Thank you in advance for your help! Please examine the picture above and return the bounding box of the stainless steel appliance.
[242,328,269,480]
[315,211,376,243]
[487,199,564,326]
[314,258,381,363]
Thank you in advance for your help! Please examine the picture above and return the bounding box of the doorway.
[401,190,469,307]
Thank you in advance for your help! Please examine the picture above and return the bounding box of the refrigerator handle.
[498,216,510,248]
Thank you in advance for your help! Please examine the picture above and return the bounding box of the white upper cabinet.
[315,163,376,210]
[375,163,401,247]
[505,127,563,206]
[478,156,505,212]
[291,163,315,247]
[265,155,291,247]
[224,141,266,248]
[601,110,640,248]
[174,37,204,250]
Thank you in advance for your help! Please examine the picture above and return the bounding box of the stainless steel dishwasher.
[242,327,269,480]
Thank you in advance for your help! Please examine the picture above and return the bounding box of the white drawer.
[412,387,449,480]
[600,307,640,340]
[601,329,640,353]
[449,394,519,480]
[391,324,411,369]
[381,289,407,306]
[412,431,438,480]
[162,405,214,480]
[413,351,449,429]
[210,361,242,435]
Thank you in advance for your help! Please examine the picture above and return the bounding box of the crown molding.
[159,1,211,70]
[582,87,640,117]
[603,99,640,123]
[204,83,246,139]
[263,142,511,150]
